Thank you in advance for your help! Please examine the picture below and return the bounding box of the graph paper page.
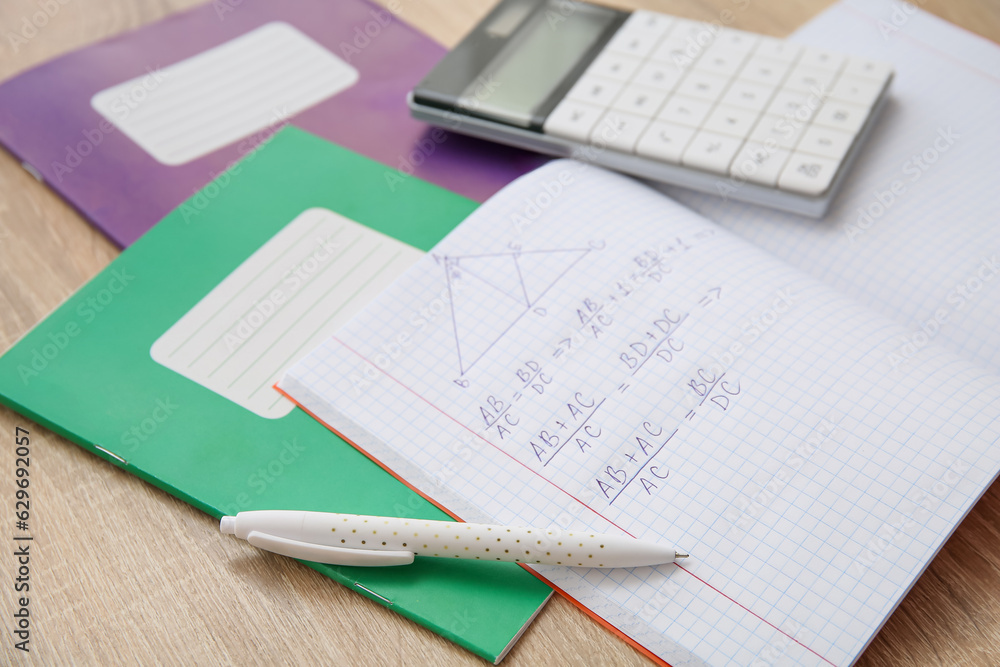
[281,162,1000,666]
[664,0,1000,376]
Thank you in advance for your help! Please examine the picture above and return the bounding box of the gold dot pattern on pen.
[355,522,617,568]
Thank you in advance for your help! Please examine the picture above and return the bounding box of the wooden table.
[1,0,998,664]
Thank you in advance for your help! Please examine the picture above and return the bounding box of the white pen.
[220,510,688,568]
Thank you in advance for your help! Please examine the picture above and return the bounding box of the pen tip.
[220,516,236,534]
[674,551,689,560]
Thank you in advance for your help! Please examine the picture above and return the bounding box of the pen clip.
[246,530,415,567]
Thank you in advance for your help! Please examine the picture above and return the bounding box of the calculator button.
[812,100,870,134]
[669,18,720,47]
[778,153,839,195]
[749,114,807,149]
[543,99,605,143]
[694,47,750,78]
[720,81,776,113]
[796,126,854,161]
[635,121,696,163]
[622,10,676,40]
[585,51,644,82]
[657,95,713,128]
[612,84,669,118]
[730,142,792,187]
[753,36,803,64]
[703,104,761,138]
[631,61,685,92]
[605,25,662,59]
[798,47,847,72]
[650,37,697,69]
[829,75,884,107]
[707,28,759,57]
[739,55,792,87]
[784,64,839,94]
[565,74,624,107]
[675,71,730,102]
[591,111,652,153]
[682,130,744,173]
[766,90,822,123]
[843,57,894,82]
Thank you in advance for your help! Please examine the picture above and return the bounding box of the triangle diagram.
[441,247,592,375]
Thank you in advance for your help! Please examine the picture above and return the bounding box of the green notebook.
[0,126,551,662]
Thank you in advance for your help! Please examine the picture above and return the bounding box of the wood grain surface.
[1,0,998,664]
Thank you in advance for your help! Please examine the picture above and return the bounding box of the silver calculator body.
[408,0,893,217]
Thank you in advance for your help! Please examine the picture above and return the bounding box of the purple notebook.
[0,0,545,247]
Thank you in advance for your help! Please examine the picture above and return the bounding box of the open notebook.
[279,159,1000,666]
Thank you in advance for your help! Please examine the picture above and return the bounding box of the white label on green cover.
[90,22,358,165]
[150,208,422,419]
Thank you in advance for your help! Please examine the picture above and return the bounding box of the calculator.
[408,0,894,217]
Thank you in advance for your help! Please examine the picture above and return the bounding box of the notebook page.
[281,162,1000,666]
[664,0,1000,375]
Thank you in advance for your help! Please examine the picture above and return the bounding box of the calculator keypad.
[542,11,892,197]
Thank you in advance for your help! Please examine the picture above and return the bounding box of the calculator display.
[463,3,618,128]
